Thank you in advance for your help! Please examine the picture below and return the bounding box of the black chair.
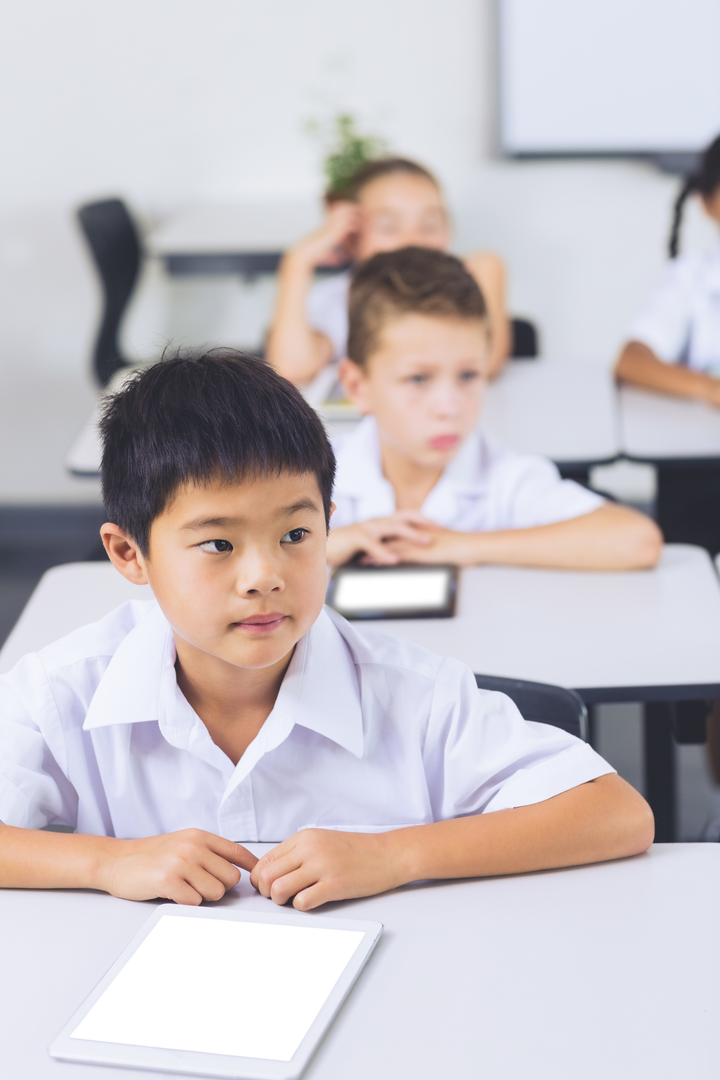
[76,198,143,387]
[475,674,586,740]
[510,317,539,359]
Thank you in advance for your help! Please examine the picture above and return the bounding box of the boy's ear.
[100,523,149,586]
[338,358,371,413]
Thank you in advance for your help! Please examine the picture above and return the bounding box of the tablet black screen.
[75,920,360,1062]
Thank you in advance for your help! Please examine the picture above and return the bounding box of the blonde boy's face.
[341,313,490,471]
[122,473,329,675]
[354,174,450,261]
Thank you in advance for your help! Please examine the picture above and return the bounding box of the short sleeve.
[493,452,604,529]
[306,274,350,361]
[423,658,614,820]
[0,656,78,829]
[627,261,694,363]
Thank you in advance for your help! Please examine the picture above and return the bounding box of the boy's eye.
[459,370,480,382]
[408,373,429,385]
[280,528,308,544]
[198,539,233,553]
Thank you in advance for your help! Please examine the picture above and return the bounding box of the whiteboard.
[500,0,720,155]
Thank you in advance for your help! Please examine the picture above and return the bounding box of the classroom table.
[65,360,620,478]
[3,548,720,842]
[619,384,720,462]
[150,203,321,278]
[619,382,720,554]
[2,843,718,1080]
[482,360,619,469]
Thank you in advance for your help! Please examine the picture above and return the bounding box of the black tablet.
[327,564,458,620]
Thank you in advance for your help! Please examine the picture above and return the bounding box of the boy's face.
[112,472,329,675]
[354,174,450,262]
[340,313,490,471]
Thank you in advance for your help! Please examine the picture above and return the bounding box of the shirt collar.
[83,602,364,759]
[334,416,490,512]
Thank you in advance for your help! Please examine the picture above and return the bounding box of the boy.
[327,247,662,570]
[0,351,652,910]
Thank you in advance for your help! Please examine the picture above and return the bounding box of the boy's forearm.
[0,823,114,891]
[382,774,654,887]
[458,505,662,571]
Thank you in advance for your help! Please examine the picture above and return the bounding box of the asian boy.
[0,351,653,910]
[327,247,663,570]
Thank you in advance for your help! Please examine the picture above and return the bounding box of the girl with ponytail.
[615,133,720,403]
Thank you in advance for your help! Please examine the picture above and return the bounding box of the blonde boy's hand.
[102,829,258,906]
[289,202,361,270]
[327,511,434,567]
[250,829,399,910]
[383,523,478,566]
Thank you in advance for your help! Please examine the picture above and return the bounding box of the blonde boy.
[328,248,662,570]
[0,352,652,908]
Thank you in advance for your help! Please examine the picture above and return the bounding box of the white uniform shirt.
[307,271,351,362]
[331,417,604,532]
[0,601,611,841]
[627,246,720,372]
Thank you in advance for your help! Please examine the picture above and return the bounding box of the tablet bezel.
[49,905,383,1080]
[326,563,458,620]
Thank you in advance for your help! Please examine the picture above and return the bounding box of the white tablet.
[49,905,382,1079]
[327,564,458,620]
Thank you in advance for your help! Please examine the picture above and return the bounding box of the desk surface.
[65,361,620,478]
[620,384,720,462]
[482,361,620,465]
[2,843,718,1080]
[3,548,720,702]
[150,203,322,257]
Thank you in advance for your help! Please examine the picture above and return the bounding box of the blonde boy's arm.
[251,773,654,910]
[266,203,360,384]
[0,823,257,904]
[464,251,510,377]
[383,503,663,571]
[616,340,720,406]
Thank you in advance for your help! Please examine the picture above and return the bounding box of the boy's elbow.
[629,517,664,569]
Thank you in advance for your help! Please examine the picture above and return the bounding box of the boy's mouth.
[235,613,288,634]
[429,434,460,451]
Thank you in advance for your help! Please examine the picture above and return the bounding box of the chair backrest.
[510,317,539,359]
[474,673,586,740]
[76,198,142,387]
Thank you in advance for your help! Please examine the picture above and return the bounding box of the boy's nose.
[235,550,284,596]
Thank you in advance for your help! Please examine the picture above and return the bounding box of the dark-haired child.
[0,350,652,907]
[328,248,662,571]
[616,133,720,403]
[267,156,509,386]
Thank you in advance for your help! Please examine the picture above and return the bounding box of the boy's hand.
[250,829,399,910]
[327,511,434,567]
[101,829,259,906]
[288,202,361,271]
[382,523,479,566]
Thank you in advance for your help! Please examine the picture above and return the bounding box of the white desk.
[2,843,718,1080]
[4,548,719,701]
[150,203,322,278]
[67,360,621,478]
[620,384,720,462]
[482,361,620,466]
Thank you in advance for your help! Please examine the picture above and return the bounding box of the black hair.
[669,134,720,258]
[348,247,487,368]
[99,349,336,554]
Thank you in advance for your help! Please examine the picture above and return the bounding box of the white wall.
[0,0,718,499]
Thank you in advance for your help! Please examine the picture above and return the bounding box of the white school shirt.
[0,600,612,841]
[307,271,351,362]
[627,246,720,372]
[330,417,604,533]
